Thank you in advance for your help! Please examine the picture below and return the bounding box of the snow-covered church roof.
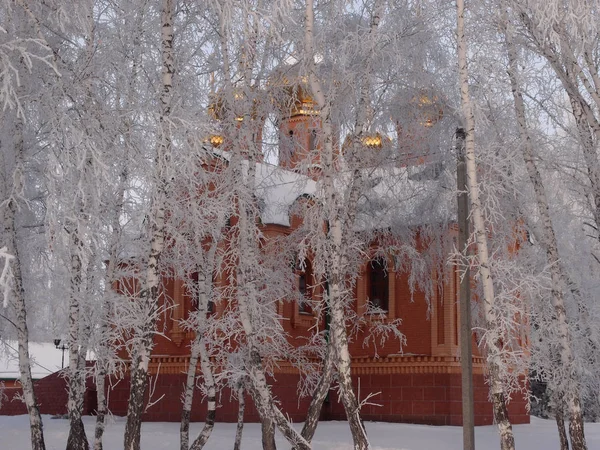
[251,161,317,227]
[353,163,455,230]
[246,158,453,229]
[0,342,63,380]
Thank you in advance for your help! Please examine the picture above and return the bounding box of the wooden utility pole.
[456,127,475,450]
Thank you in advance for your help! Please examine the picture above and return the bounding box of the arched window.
[298,260,313,314]
[309,129,317,152]
[280,129,295,163]
[369,258,388,311]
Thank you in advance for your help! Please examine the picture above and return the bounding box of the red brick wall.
[1,367,98,417]
[1,372,68,416]
[107,373,316,423]
[106,372,529,426]
[1,368,528,427]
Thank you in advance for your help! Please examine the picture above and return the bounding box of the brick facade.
[1,368,97,417]
[104,369,529,426]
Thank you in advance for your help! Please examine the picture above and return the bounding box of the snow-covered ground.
[1,415,599,449]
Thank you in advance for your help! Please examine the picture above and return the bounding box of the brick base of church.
[106,372,529,426]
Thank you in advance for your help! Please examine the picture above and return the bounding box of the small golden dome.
[343,132,391,154]
[362,133,385,148]
[208,134,224,147]
[410,92,443,127]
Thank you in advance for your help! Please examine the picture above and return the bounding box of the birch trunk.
[66,154,92,450]
[95,164,128,450]
[232,154,309,450]
[93,364,107,450]
[456,2,514,449]
[211,5,309,449]
[568,91,600,237]
[188,340,217,450]
[180,346,199,450]
[66,11,101,445]
[66,228,90,450]
[261,419,277,450]
[298,346,335,445]
[304,1,369,448]
[124,1,174,449]
[233,385,245,450]
[504,25,586,450]
[184,266,218,450]
[1,115,46,450]
[519,13,600,240]
[182,236,219,450]
[94,158,128,450]
[95,9,140,444]
[328,223,369,450]
[555,400,570,450]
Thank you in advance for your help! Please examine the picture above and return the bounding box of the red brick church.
[106,76,529,427]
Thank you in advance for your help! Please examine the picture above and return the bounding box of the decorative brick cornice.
[148,356,190,375]
[146,354,487,376]
[349,355,486,375]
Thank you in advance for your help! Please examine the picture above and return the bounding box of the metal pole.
[457,127,475,450]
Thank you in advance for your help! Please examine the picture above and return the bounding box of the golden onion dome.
[207,87,260,122]
[269,65,319,117]
[409,91,444,127]
[391,89,444,129]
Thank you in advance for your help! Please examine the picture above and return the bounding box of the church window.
[298,260,313,314]
[369,258,389,311]
[309,129,317,152]
[280,129,295,163]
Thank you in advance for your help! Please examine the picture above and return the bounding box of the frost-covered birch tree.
[283,1,452,448]
[502,12,588,450]
[122,0,176,448]
[0,1,63,449]
[202,2,311,447]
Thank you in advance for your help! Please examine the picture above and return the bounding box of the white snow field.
[1,416,600,449]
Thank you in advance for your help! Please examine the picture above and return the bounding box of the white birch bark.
[504,21,586,450]
[298,344,335,445]
[1,113,46,450]
[66,224,90,450]
[456,2,515,449]
[0,5,59,448]
[261,418,277,450]
[124,1,174,449]
[518,12,600,242]
[233,383,245,450]
[94,158,129,450]
[181,243,218,450]
[180,342,199,450]
[209,4,310,448]
[187,340,217,450]
[554,399,570,450]
[232,153,310,450]
[95,8,144,445]
[298,1,382,444]
[303,1,370,448]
